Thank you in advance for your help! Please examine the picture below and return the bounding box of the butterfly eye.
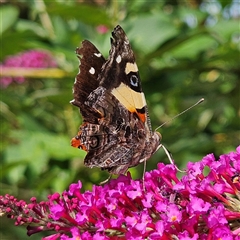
[130,75,138,87]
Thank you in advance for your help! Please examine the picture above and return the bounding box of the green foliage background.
[0,1,239,239]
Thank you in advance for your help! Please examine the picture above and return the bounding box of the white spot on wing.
[94,53,101,57]
[116,55,122,63]
[125,62,138,74]
[89,67,95,75]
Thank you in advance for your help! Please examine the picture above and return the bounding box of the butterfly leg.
[99,174,112,185]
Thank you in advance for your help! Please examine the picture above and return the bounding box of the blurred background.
[0,0,239,238]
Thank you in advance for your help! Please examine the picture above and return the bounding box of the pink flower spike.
[0,146,240,239]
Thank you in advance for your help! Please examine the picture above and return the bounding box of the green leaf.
[169,33,217,59]
[0,31,38,60]
[42,133,85,160]
[124,13,178,54]
[210,19,240,40]
[52,16,70,44]
[47,3,111,26]
[16,19,47,38]
[0,5,19,34]
[0,160,28,177]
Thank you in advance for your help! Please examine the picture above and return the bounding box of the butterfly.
[70,25,162,175]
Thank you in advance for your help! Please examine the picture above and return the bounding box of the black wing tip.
[113,25,123,32]
[112,25,127,42]
[110,26,130,54]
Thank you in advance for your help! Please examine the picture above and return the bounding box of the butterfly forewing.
[71,40,106,123]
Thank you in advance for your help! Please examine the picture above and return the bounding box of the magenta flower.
[0,50,57,87]
[0,146,240,239]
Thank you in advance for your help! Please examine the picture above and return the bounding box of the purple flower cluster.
[0,50,57,87]
[1,146,240,239]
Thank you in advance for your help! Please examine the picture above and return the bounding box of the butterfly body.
[71,25,161,174]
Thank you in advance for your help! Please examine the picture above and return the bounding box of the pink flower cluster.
[1,146,240,239]
[96,25,109,34]
[0,50,57,87]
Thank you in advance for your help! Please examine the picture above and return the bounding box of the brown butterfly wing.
[71,26,161,174]
[71,40,106,123]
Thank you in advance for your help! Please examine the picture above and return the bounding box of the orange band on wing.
[71,137,87,151]
[125,106,146,123]
[71,137,80,148]
[136,112,146,123]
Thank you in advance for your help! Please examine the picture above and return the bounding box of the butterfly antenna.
[154,98,204,174]
[155,98,204,132]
